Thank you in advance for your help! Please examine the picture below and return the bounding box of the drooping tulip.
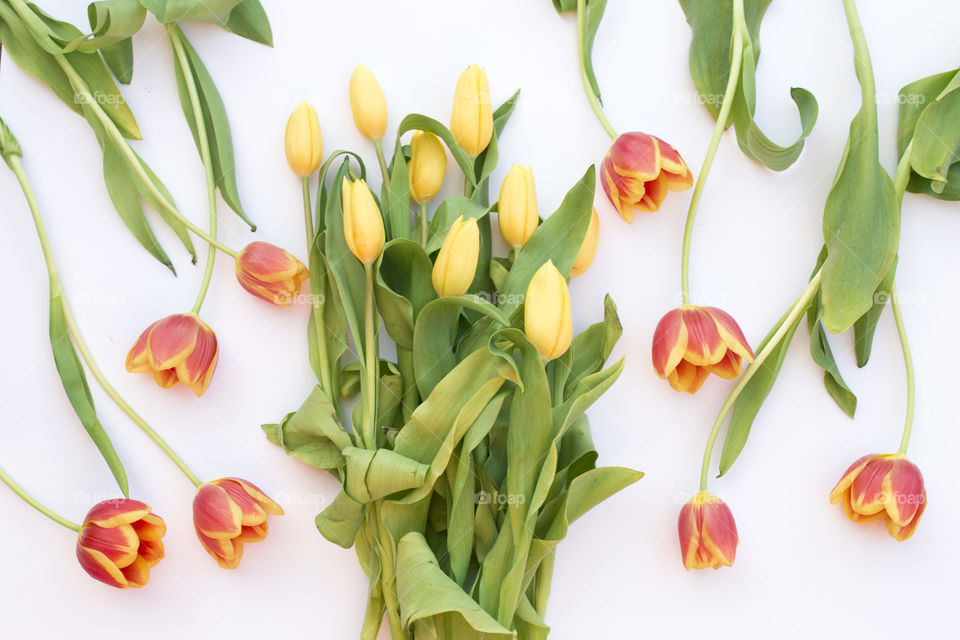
[570,207,599,278]
[829,453,926,541]
[450,65,493,157]
[349,63,387,141]
[193,478,284,570]
[432,216,479,297]
[76,499,166,589]
[524,260,573,360]
[284,101,323,177]
[498,165,539,248]
[235,241,308,306]
[652,306,754,393]
[678,491,738,570]
[408,130,447,203]
[126,313,218,396]
[342,177,385,263]
[601,131,693,222]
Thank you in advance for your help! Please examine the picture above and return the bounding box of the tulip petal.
[829,454,877,504]
[216,479,268,527]
[668,359,698,392]
[700,499,738,568]
[850,457,895,516]
[238,242,303,282]
[703,307,755,362]
[685,366,710,394]
[134,513,167,541]
[228,477,284,516]
[611,132,660,182]
[652,309,688,378]
[120,555,150,588]
[680,308,726,366]
[146,314,202,370]
[76,545,127,588]
[84,499,150,528]
[238,522,269,543]
[886,489,926,541]
[194,484,243,538]
[153,368,180,389]
[883,457,924,526]
[138,538,165,568]
[175,322,218,396]
[78,523,140,568]
[839,492,885,524]
[677,500,702,570]
[705,349,742,379]
[125,322,157,373]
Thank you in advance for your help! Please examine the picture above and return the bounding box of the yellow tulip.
[349,64,387,141]
[450,65,493,157]
[284,101,323,177]
[341,177,385,263]
[524,260,573,360]
[432,216,479,297]
[408,131,447,203]
[498,165,538,248]
[570,207,599,277]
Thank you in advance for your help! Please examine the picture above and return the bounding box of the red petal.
[705,349,742,380]
[125,322,158,373]
[885,457,925,526]
[849,456,895,516]
[829,454,877,504]
[225,477,284,516]
[680,307,726,366]
[147,314,201,370]
[120,555,150,588]
[83,499,150,528]
[609,132,660,182]
[887,488,926,541]
[193,484,242,538]
[677,500,701,570]
[78,523,139,568]
[703,307,754,362]
[700,497,738,567]
[76,544,126,589]
[651,308,687,378]
[175,320,218,395]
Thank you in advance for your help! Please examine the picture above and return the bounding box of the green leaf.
[806,296,857,418]
[552,0,608,104]
[261,385,352,469]
[564,294,621,393]
[396,114,477,187]
[315,489,365,549]
[100,38,135,84]
[59,0,146,54]
[386,142,412,241]
[375,239,435,350]
[896,68,960,199]
[425,196,491,254]
[222,0,272,45]
[854,257,897,367]
[139,0,243,24]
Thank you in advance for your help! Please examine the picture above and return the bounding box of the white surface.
[1,1,958,637]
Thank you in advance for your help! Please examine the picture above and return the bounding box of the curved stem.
[169,25,219,314]
[889,281,916,454]
[699,267,823,490]
[893,141,913,203]
[680,0,745,305]
[576,0,617,141]
[362,262,379,449]
[418,200,429,247]
[373,138,391,203]
[0,465,81,532]
[303,177,336,410]
[301,176,315,242]
[842,0,877,130]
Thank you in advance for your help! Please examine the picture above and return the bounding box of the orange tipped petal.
[175,321,218,396]
[678,500,701,570]
[652,309,688,378]
[78,523,140,568]
[194,484,243,539]
[684,366,710,394]
[699,498,738,568]
[849,457,895,516]
[147,314,201,370]
[119,555,150,588]
[138,538,165,568]
[83,499,151,528]
[887,489,926,541]
[76,545,127,588]
[705,350,742,380]
[226,477,285,516]
[237,522,269,543]
[153,368,180,389]
[703,307,754,362]
[125,322,157,373]
[668,359,698,392]
[829,454,877,504]
[609,132,661,182]
[679,307,726,366]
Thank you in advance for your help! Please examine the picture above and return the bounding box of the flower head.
[524,260,573,360]
[450,65,493,157]
[349,63,387,140]
[76,499,166,589]
[830,453,926,541]
[342,177,385,264]
[601,131,693,221]
[408,130,447,203]
[498,165,539,248]
[193,478,284,569]
[652,306,754,393]
[570,207,599,278]
[235,241,308,306]
[433,215,479,297]
[284,101,323,176]
[126,313,218,396]
[677,491,738,570]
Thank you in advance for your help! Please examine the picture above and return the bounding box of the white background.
[1,1,958,638]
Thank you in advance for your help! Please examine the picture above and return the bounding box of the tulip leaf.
[57,0,145,54]
[552,0,607,105]
[48,295,129,497]
[262,385,352,469]
[898,68,960,200]
[100,38,135,84]
[806,291,857,418]
[375,239,435,351]
[315,488,366,549]
[426,197,491,253]
[853,257,897,367]
[397,114,477,187]
[386,142,412,241]
[139,0,243,24]
[564,294,621,395]
[222,0,273,45]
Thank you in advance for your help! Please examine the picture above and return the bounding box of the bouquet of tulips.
[264,64,639,639]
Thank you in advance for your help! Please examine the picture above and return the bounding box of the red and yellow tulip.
[677,491,738,570]
[76,499,166,589]
[193,478,284,569]
[126,313,218,396]
[601,131,693,222]
[829,453,926,541]
[235,241,308,306]
[652,305,754,393]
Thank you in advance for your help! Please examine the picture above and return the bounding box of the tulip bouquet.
[264,64,639,638]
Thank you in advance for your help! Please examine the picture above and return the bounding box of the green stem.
[169,25,218,314]
[418,200,429,247]
[363,262,379,449]
[463,174,475,198]
[842,0,878,131]
[894,141,913,203]
[699,267,823,490]
[50,53,238,258]
[9,157,203,488]
[301,176,315,242]
[890,283,916,454]
[680,0,745,305]
[534,549,556,617]
[302,177,336,411]
[0,465,81,532]
[576,0,617,140]
[374,138,391,202]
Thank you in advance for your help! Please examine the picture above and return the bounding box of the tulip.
[342,177,385,263]
[193,478,284,569]
[524,260,573,360]
[652,306,754,393]
[450,65,493,157]
[498,165,539,248]
[235,241,309,306]
[126,313,218,396]
[408,130,447,203]
[349,63,387,141]
[432,216,480,297]
[76,499,166,589]
[570,207,599,278]
[677,491,738,570]
[284,101,323,177]
[601,131,693,222]
[829,453,926,541]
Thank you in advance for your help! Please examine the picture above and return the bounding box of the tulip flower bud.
[830,453,926,540]
[498,165,539,248]
[284,101,323,177]
[432,216,480,297]
[570,207,599,278]
[678,491,738,570]
[126,313,219,396]
[601,131,693,222]
[408,130,447,203]
[193,478,283,569]
[76,499,166,589]
[524,260,573,360]
[342,177,385,263]
[450,65,493,157]
[349,63,387,141]
[235,241,309,306]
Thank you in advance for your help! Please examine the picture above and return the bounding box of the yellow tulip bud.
[570,207,599,278]
[407,131,447,203]
[284,101,323,177]
[341,177,385,263]
[349,64,387,141]
[432,216,480,297]
[524,260,573,361]
[498,165,539,248]
[450,65,493,157]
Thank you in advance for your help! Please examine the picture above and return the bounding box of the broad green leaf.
[386,142,412,240]
[307,234,348,399]
[315,488,365,549]
[425,196,491,254]
[58,0,145,54]
[343,447,429,502]
[222,0,272,45]
[261,385,352,469]
[897,68,960,199]
[564,294,621,394]
[100,38,135,84]
[854,257,897,367]
[139,0,243,24]
[375,239,435,350]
